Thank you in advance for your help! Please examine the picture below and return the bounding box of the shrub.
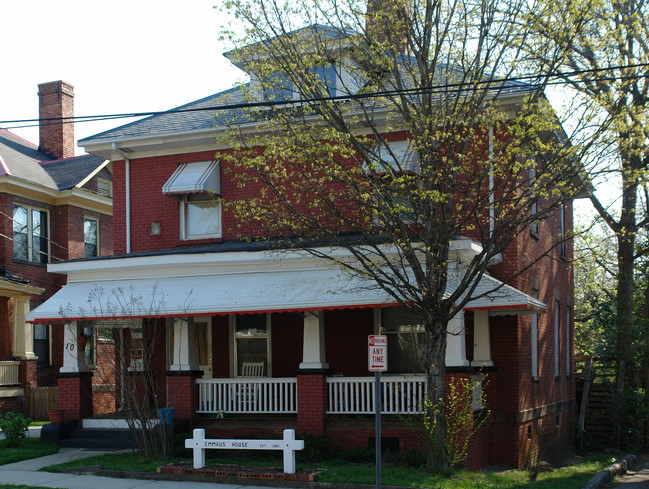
[342,445,375,464]
[0,412,31,447]
[296,433,339,463]
[388,447,426,468]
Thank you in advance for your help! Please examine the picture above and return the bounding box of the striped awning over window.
[162,160,221,195]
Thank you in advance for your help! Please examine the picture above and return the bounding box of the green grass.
[28,421,48,427]
[0,439,58,466]
[0,485,52,489]
[41,451,616,488]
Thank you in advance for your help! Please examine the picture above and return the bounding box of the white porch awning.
[25,264,544,324]
[162,160,221,195]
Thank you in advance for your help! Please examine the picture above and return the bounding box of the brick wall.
[297,374,327,435]
[57,374,93,420]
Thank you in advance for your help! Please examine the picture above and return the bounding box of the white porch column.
[471,310,493,367]
[169,317,198,371]
[59,322,91,373]
[13,296,35,359]
[299,311,329,370]
[445,310,469,367]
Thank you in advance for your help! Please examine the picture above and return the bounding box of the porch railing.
[327,375,426,414]
[0,361,20,386]
[197,377,298,414]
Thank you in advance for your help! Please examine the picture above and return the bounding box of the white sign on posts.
[185,428,304,474]
[368,334,388,372]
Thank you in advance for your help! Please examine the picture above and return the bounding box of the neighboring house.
[27,39,575,468]
[0,81,112,415]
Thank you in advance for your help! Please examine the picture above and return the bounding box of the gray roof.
[78,23,536,149]
[79,86,246,144]
[0,129,105,191]
[40,154,106,190]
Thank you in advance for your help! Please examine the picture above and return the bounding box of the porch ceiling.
[25,265,544,324]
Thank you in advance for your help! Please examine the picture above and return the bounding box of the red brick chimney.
[38,81,74,160]
[365,0,409,55]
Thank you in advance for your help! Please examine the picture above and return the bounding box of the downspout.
[112,144,131,254]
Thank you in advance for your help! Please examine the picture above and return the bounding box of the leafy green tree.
[218,0,579,470]
[527,0,649,394]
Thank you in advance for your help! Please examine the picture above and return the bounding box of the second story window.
[162,160,222,241]
[84,217,99,257]
[181,194,222,239]
[13,204,49,263]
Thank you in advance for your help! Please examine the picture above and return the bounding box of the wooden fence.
[27,386,58,420]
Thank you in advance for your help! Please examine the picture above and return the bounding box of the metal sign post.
[368,335,387,489]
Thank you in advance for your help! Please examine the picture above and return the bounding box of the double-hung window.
[13,204,49,263]
[180,194,221,239]
[232,313,271,377]
[379,307,425,374]
[84,217,99,257]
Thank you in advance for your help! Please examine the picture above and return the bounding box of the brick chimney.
[38,81,74,160]
[365,0,409,55]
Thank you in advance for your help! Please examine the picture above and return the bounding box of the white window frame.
[179,194,222,240]
[376,306,425,375]
[566,304,571,378]
[13,203,50,263]
[83,216,99,258]
[97,177,113,197]
[229,313,272,377]
[529,162,538,236]
[554,298,560,378]
[560,204,566,259]
[531,284,539,379]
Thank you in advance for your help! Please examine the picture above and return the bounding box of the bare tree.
[61,285,180,458]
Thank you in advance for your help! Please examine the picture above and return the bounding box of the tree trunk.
[424,320,448,472]
[616,234,635,393]
[642,272,649,448]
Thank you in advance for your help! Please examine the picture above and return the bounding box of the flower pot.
[47,408,64,424]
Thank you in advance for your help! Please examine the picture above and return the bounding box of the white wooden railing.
[327,375,426,414]
[0,361,20,386]
[196,378,298,414]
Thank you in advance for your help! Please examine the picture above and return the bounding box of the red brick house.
[27,37,577,467]
[0,81,112,415]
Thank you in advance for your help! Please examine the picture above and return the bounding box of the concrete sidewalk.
[0,448,271,489]
[613,458,649,488]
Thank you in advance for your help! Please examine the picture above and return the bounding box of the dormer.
[224,24,366,102]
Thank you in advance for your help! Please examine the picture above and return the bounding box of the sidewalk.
[613,458,649,488]
[0,447,271,489]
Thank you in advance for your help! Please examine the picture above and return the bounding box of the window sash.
[181,194,221,239]
[380,307,425,374]
[84,217,98,257]
[233,313,270,377]
[13,204,49,263]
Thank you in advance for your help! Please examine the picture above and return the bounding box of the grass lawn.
[41,451,616,488]
[0,439,58,466]
[0,486,51,489]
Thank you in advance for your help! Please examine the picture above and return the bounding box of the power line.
[1,62,648,131]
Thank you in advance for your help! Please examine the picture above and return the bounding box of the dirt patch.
[158,461,320,482]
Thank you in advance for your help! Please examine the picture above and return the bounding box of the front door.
[194,318,212,378]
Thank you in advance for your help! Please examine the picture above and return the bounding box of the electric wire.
[1,62,648,131]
